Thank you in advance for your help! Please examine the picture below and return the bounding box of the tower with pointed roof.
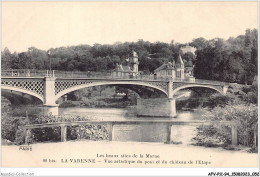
[129,50,139,73]
[176,54,184,79]
[112,50,139,79]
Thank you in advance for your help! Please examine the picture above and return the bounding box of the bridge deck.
[1,69,227,86]
[1,77,227,86]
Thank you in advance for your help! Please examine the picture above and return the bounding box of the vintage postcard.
[1,1,259,176]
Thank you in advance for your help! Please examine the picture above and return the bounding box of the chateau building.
[112,50,139,78]
[112,50,195,81]
[154,55,195,81]
[154,55,184,79]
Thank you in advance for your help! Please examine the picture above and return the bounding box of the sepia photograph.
[1,1,259,176]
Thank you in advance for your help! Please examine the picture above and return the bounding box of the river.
[58,107,202,121]
[11,106,203,144]
[63,107,201,143]
[5,104,202,121]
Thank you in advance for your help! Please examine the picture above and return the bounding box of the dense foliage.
[193,29,258,84]
[195,104,258,150]
[193,84,258,151]
[1,106,111,144]
[2,29,257,84]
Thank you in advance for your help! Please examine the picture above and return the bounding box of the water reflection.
[4,105,203,122]
[58,107,201,144]
[58,107,202,122]
[4,105,202,144]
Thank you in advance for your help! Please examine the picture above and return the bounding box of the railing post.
[231,124,238,145]
[108,122,113,141]
[166,123,172,143]
[25,129,31,145]
[26,70,30,77]
[61,125,67,142]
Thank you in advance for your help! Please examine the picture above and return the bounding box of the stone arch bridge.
[1,70,229,117]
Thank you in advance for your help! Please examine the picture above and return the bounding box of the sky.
[2,1,258,53]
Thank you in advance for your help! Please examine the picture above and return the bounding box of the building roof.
[132,50,138,58]
[113,64,135,73]
[113,64,124,72]
[154,62,175,72]
[176,55,184,65]
[122,65,134,72]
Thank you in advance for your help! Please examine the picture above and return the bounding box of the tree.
[11,52,34,69]
[243,29,253,84]
[190,37,209,50]
[182,52,195,67]
[95,57,108,71]
[1,47,14,69]
[2,28,257,84]
[194,39,225,81]
[27,47,48,69]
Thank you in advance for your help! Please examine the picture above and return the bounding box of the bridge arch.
[54,81,168,101]
[1,85,44,103]
[172,84,225,96]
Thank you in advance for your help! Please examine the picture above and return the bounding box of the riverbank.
[2,141,257,167]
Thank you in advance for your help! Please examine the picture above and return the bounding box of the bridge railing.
[162,77,226,86]
[20,119,238,145]
[1,70,112,78]
[1,69,49,77]
[55,71,163,81]
[193,79,227,86]
[54,70,113,79]
[1,69,226,85]
[1,69,161,80]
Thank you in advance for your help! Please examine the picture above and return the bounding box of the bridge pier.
[43,106,59,116]
[223,85,229,95]
[43,77,58,107]
[43,77,59,116]
[137,98,176,117]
